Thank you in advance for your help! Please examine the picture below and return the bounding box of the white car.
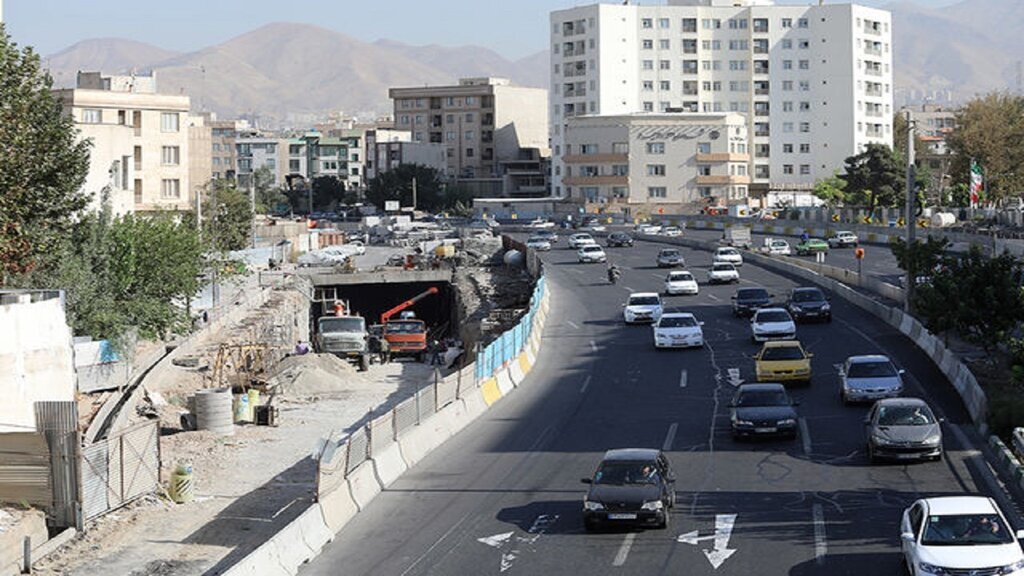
[581,223,608,232]
[577,244,607,263]
[750,307,797,342]
[568,233,596,249]
[623,292,664,324]
[707,262,740,284]
[661,226,683,237]
[763,239,791,256]
[526,236,552,251]
[529,218,555,229]
[664,271,700,295]
[635,224,661,235]
[901,496,1024,576]
[827,230,859,248]
[714,247,744,266]
[344,241,366,255]
[653,312,705,349]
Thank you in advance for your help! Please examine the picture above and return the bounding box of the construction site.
[2,222,536,576]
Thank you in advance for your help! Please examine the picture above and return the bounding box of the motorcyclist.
[607,262,621,284]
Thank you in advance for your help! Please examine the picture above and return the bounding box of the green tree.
[366,164,445,212]
[948,182,971,208]
[311,176,345,211]
[0,24,91,278]
[946,93,1024,205]
[812,173,848,206]
[841,143,905,212]
[202,180,253,251]
[253,166,286,214]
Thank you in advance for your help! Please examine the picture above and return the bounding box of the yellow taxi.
[753,341,813,385]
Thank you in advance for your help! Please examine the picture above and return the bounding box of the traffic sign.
[918,219,929,228]
[854,247,865,260]
[897,217,905,227]
[658,207,665,215]
[831,214,840,222]
[861,216,872,224]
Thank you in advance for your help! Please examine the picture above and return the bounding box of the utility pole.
[250,175,257,249]
[903,109,917,313]
[412,177,418,212]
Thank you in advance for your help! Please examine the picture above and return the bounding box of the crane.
[380,287,439,324]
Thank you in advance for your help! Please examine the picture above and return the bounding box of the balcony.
[865,129,884,138]
[562,175,628,186]
[754,129,770,137]
[863,24,882,36]
[563,153,628,164]
[864,46,882,56]
[696,153,750,162]
[865,68,882,77]
[866,88,883,97]
[755,87,770,96]
[696,174,751,185]
[865,109,883,118]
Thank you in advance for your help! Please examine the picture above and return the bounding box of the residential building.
[365,128,412,182]
[188,114,212,206]
[390,77,549,196]
[209,118,251,181]
[55,71,192,214]
[236,136,286,189]
[563,113,749,217]
[371,139,447,178]
[905,104,956,198]
[549,0,894,208]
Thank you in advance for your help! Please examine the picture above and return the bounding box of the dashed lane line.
[580,375,592,394]
[612,533,636,566]
[663,423,679,451]
[812,503,827,565]
[566,320,580,330]
[800,418,812,456]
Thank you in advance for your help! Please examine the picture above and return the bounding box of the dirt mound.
[266,353,375,396]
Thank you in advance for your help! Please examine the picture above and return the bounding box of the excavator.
[381,287,439,362]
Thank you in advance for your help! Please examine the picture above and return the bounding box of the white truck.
[722,226,752,249]
[314,315,370,371]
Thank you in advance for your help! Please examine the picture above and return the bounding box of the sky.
[6,0,964,61]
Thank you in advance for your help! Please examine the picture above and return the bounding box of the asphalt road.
[301,236,1008,576]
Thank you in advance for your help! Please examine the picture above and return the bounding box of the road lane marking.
[401,512,472,576]
[812,504,827,565]
[652,273,666,279]
[580,375,592,394]
[590,340,598,352]
[567,320,580,330]
[663,422,678,451]
[799,418,812,456]
[612,533,636,566]
[677,514,738,569]
[707,293,720,301]
[680,369,688,388]
[623,286,635,292]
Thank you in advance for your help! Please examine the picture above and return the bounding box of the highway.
[301,236,1009,576]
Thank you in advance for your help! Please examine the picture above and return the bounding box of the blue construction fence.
[475,275,546,382]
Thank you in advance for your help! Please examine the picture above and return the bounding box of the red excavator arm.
[380,287,439,324]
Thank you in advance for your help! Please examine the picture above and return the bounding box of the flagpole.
[904,109,917,313]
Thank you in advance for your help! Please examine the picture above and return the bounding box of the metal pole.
[412,177,418,211]
[904,109,917,313]
[250,177,257,249]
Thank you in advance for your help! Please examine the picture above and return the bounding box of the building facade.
[549,0,894,207]
[55,72,192,214]
[905,104,957,200]
[564,113,748,216]
[389,78,549,196]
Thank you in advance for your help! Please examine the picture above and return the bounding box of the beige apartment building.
[563,113,749,217]
[389,77,549,196]
[55,72,192,214]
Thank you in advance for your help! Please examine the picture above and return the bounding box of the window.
[781,39,793,49]
[81,109,102,124]
[647,164,666,176]
[660,80,671,90]
[289,159,300,172]
[783,101,793,112]
[466,148,474,158]
[799,59,810,70]
[800,164,811,175]
[161,146,180,165]
[659,60,670,70]
[782,80,794,91]
[646,142,666,154]
[659,39,670,50]
[728,40,748,50]
[781,18,793,28]
[783,164,794,175]
[612,165,629,176]
[465,130,475,141]
[682,18,697,32]
[799,80,810,91]
[798,18,809,28]
[643,39,654,50]
[799,39,810,49]
[729,80,749,92]
[648,186,667,198]
[465,113,474,122]
[446,131,456,142]
[728,18,747,29]
[642,60,654,70]
[161,179,181,199]
[697,165,711,176]
[643,80,654,92]
[783,122,795,133]
[800,143,811,153]
[160,112,179,132]
[729,60,747,71]
[800,101,811,111]
[702,18,721,29]
[800,122,811,133]
[642,18,653,28]
[783,60,793,70]
[643,101,654,112]
[697,142,711,154]
[783,143,794,153]
[658,18,670,29]
[466,96,476,105]
[581,143,599,154]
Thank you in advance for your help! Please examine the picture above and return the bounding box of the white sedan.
[664,271,700,295]
[714,247,744,266]
[662,226,683,237]
[763,239,791,256]
[623,292,664,324]
[568,233,596,249]
[653,313,705,349]
[526,237,552,251]
[901,496,1024,576]
[707,262,740,284]
[577,244,607,263]
[750,307,797,342]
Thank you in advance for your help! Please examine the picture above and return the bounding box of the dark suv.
[731,287,773,317]
[785,287,832,323]
[581,448,676,531]
[607,232,634,247]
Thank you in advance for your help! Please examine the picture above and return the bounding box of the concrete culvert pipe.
[194,388,234,436]
[503,249,524,267]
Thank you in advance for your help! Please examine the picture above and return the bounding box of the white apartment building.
[55,72,192,214]
[564,113,748,215]
[550,0,893,207]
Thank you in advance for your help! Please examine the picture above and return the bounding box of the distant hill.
[45,38,180,89]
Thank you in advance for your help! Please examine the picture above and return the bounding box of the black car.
[785,287,832,323]
[607,232,634,247]
[581,448,675,531]
[730,383,800,439]
[731,287,773,317]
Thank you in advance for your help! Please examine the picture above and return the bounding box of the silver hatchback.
[840,355,904,404]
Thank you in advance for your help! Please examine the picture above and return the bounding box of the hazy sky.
[6,0,963,60]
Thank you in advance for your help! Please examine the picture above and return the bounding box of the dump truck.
[381,288,439,362]
[314,313,370,371]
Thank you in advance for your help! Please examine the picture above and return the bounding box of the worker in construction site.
[429,339,444,366]
[378,336,391,364]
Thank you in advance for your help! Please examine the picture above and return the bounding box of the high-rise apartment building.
[550,0,893,208]
[390,77,548,196]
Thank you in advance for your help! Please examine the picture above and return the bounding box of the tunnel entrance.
[310,280,458,341]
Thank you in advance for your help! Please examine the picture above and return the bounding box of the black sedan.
[731,287,773,317]
[785,287,832,323]
[730,383,800,439]
[607,232,634,247]
[581,448,675,531]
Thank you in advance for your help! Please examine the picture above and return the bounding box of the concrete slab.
[397,415,451,469]
[347,461,383,511]
[481,378,502,406]
[372,441,408,488]
[496,367,515,395]
[319,482,359,534]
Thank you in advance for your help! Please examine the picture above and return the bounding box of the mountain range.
[40,0,1024,126]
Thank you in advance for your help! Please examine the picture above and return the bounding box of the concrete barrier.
[319,482,359,534]
[397,413,452,469]
[461,387,489,421]
[496,366,515,394]
[517,352,533,378]
[481,377,502,406]
[372,441,408,488]
[347,461,383,511]
[221,504,332,576]
[507,355,525,384]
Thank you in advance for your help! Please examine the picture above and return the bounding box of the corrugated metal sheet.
[81,421,160,521]
[34,401,80,529]
[80,443,108,520]
[117,422,159,503]
[0,433,52,506]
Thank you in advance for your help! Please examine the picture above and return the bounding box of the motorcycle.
[607,266,621,284]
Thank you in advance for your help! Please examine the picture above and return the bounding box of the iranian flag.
[970,159,984,208]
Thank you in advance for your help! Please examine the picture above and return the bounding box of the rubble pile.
[265,353,375,396]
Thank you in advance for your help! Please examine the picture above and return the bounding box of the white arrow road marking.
[707,293,721,301]
[590,340,598,352]
[623,286,635,292]
[680,369,688,388]
[612,533,636,566]
[663,422,678,451]
[726,368,744,387]
[677,514,738,570]
[812,504,827,565]
[478,532,514,549]
[580,375,592,394]
[567,320,580,330]
[477,515,560,573]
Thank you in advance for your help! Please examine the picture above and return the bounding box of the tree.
[948,182,971,208]
[812,173,848,206]
[0,24,91,278]
[366,165,445,212]
[311,176,345,212]
[946,93,1024,205]
[202,180,253,252]
[840,143,904,213]
[890,235,949,294]
[253,166,286,214]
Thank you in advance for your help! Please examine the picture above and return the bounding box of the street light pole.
[903,109,917,313]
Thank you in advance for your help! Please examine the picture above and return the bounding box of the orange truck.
[381,288,438,361]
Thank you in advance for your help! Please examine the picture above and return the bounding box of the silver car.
[840,355,904,404]
[865,398,943,462]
